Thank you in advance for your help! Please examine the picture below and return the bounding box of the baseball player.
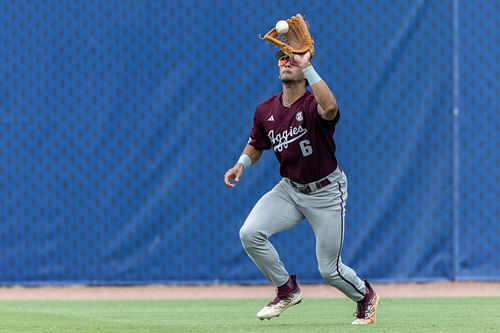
[223,49,379,324]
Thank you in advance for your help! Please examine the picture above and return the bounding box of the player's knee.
[239,225,265,250]
[318,263,341,282]
[239,225,254,249]
[319,266,333,280]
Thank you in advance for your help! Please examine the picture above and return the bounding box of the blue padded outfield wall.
[1,0,499,285]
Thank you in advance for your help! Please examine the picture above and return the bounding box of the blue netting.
[0,0,498,285]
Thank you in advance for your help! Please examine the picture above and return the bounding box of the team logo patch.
[296,111,303,121]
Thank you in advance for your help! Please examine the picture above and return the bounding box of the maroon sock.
[278,274,298,293]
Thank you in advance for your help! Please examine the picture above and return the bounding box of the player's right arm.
[224,144,262,188]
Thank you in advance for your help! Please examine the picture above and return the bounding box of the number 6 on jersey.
[299,140,313,156]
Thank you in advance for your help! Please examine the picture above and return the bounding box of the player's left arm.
[294,52,338,121]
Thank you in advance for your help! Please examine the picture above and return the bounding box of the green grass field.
[0,298,498,332]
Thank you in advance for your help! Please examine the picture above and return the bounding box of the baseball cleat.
[256,274,303,320]
[352,280,379,325]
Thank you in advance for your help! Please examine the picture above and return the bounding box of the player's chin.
[280,77,304,86]
[280,76,294,84]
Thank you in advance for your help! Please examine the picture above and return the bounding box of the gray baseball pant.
[239,167,366,302]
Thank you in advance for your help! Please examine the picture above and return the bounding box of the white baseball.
[275,20,289,34]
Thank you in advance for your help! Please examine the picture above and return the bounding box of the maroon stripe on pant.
[336,181,365,297]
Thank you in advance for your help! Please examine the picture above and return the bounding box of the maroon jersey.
[249,91,340,184]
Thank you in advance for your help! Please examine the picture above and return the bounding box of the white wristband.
[237,154,252,169]
[302,65,322,85]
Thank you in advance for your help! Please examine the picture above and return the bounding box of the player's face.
[278,56,305,84]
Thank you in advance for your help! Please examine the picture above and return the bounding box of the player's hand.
[293,51,312,69]
[224,164,244,188]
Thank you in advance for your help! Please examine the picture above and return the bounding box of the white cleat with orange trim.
[352,280,380,325]
[257,274,303,320]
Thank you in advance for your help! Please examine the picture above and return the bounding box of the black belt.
[290,178,331,194]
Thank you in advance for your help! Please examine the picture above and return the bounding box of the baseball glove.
[259,14,315,58]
